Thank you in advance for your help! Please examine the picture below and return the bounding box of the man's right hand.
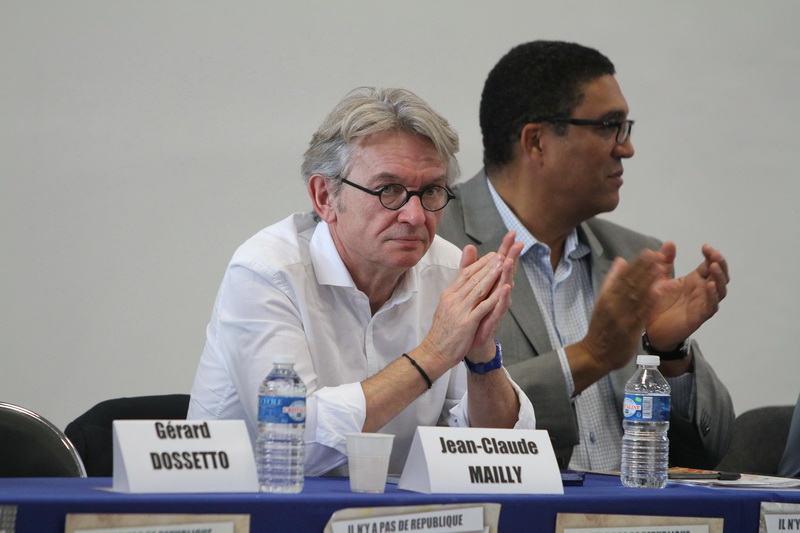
[566,249,664,395]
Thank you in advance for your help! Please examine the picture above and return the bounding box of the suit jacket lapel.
[579,221,613,297]
[580,220,634,399]
[457,171,553,354]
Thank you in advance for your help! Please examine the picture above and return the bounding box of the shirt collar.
[309,220,416,306]
[485,179,589,260]
[309,220,356,288]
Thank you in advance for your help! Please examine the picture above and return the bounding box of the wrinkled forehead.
[348,130,450,182]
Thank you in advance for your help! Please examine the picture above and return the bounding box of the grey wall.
[2,0,798,431]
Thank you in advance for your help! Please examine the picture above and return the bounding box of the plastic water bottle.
[621,354,671,488]
[257,352,306,493]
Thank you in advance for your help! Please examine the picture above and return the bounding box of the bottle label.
[258,395,306,424]
[622,393,670,422]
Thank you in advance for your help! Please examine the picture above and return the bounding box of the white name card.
[112,419,259,493]
[74,522,234,533]
[398,426,562,494]
[329,505,485,533]
[761,502,800,533]
[556,513,722,533]
[565,526,708,533]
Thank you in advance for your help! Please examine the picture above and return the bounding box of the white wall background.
[2,0,798,431]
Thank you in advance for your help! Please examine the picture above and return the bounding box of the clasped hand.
[423,231,522,369]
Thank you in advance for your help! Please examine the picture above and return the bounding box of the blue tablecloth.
[2,474,800,532]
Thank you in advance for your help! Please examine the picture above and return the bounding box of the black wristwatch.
[464,341,503,375]
[641,331,690,361]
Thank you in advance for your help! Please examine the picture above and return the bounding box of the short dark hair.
[480,41,615,172]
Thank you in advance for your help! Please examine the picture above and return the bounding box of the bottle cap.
[636,355,661,366]
[272,352,296,365]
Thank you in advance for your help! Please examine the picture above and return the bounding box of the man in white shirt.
[438,41,734,471]
[188,87,535,476]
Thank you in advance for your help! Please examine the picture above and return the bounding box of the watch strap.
[642,331,690,361]
[464,341,503,375]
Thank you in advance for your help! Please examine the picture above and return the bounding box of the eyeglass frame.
[533,117,635,144]
[336,176,457,212]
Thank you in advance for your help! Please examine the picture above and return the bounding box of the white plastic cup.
[346,432,395,493]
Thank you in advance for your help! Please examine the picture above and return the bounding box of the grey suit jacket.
[437,170,734,468]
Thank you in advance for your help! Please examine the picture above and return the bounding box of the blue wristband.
[463,341,503,375]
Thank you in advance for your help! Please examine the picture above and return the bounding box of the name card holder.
[398,426,562,494]
[556,513,723,533]
[112,419,258,493]
[761,502,800,533]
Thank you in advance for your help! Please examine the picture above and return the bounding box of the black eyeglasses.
[338,177,456,212]
[536,117,635,144]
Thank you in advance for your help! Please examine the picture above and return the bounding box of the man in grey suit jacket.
[437,41,733,470]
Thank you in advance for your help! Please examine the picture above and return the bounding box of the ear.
[519,123,546,165]
[308,174,338,223]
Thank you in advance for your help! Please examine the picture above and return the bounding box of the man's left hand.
[645,242,730,351]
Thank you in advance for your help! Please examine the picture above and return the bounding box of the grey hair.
[301,87,460,195]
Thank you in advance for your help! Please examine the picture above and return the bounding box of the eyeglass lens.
[617,121,633,144]
[379,184,450,211]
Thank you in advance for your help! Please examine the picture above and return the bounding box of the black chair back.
[715,405,794,476]
[0,402,86,477]
[65,394,190,477]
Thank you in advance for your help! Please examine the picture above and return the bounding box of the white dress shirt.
[188,211,536,476]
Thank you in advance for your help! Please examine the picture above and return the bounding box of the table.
[2,474,800,532]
